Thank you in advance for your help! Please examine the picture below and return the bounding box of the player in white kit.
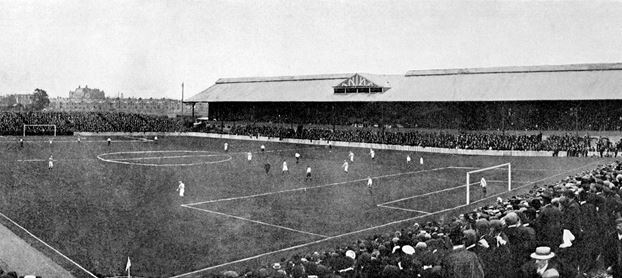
[247,152,252,164]
[282,160,289,174]
[480,177,487,196]
[342,160,349,173]
[176,181,185,197]
[407,155,411,164]
[224,142,228,152]
[349,151,354,162]
[295,153,301,164]
[370,149,375,160]
[48,155,54,170]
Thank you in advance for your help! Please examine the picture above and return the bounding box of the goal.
[466,163,511,204]
[23,124,57,137]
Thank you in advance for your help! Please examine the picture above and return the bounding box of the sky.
[1,0,622,99]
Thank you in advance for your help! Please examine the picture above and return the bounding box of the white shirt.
[295,153,300,158]
[247,152,252,160]
[224,143,228,150]
[306,167,311,173]
[367,178,373,186]
[178,183,185,191]
[261,145,265,150]
[480,178,487,188]
[282,162,288,170]
[407,155,411,162]
[342,161,348,169]
[420,157,424,165]
[349,152,354,161]
[536,261,549,275]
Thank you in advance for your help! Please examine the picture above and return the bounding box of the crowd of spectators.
[1,112,620,155]
[212,160,622,278]
[230,124,621,154]
[0,111,189,135]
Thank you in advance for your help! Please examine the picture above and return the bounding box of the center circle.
[97,150,232,167]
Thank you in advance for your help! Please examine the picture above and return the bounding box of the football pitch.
[0,135,609,277]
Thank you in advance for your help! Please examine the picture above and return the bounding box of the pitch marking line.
[448,166,553,171]
[181,205,328,238]
[182,167,449,206]
[172,161,607,278]
[377,205,430,214]
[97,150,233,167]
[379,180,528,206]
[0,212,97,278]
[113,154,228,161]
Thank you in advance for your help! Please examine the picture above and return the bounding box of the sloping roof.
[186,63,622,102]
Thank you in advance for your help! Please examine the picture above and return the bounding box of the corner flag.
[125,257,131,277]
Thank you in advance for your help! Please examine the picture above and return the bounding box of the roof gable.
[334,74,382,88]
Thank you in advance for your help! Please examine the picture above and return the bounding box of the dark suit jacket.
[534,205,563,250]
[604,232,622,278]
[441,248,485,278]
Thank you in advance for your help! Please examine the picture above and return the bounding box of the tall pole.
[181,82,184,116]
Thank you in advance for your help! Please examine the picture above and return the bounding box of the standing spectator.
[534,194,563,253]
[605,217,622,278]
[489,219,512,278]
[441,230,485,278]
[504,212,534,275]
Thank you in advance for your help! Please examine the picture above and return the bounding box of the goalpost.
[23,124,57,137]
[466,163,511,204]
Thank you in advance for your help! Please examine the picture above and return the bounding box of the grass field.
[0,135,611,277]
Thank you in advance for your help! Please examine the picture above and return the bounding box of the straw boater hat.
[530,246,555,260]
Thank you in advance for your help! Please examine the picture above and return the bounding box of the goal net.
[466,163,511,204]
[23,124,57,137]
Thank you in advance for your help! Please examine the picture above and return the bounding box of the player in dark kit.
[264,162,271,175]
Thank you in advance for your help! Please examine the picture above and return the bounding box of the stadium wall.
[75,131,570,157]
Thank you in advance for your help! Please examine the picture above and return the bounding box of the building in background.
[47,86,208,117]
[0,94,34,110]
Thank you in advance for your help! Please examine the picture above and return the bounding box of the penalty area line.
[181,205,328,238]
[377,204,430,214]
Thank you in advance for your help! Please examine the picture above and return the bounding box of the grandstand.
[1,63,622,278]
